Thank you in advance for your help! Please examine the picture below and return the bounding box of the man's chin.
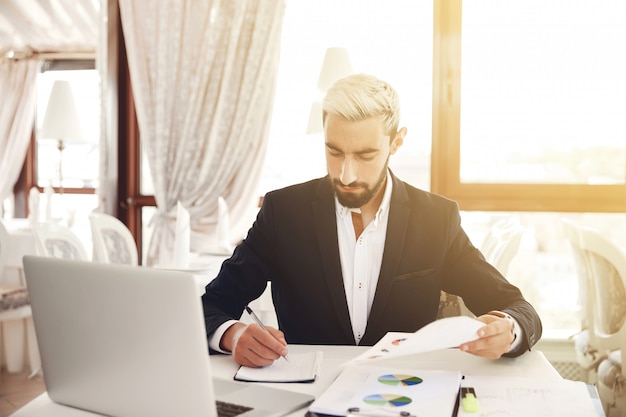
[336,190,368,208]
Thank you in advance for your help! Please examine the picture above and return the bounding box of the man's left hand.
[458,313,515,359]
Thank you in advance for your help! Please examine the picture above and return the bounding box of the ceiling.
[0,0,99,59]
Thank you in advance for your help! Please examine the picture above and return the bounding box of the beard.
[333,156,389,208]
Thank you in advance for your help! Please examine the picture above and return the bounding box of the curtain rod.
[2,48,96,61]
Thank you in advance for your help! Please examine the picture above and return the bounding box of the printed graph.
[377,374,423,387]
[363,393,413,407]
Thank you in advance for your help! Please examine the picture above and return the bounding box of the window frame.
[431,0,626,213]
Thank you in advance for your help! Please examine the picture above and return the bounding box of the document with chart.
[348,316,485,364]
[308,364,461,417]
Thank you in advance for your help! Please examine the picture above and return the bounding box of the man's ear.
[390,127,407,154]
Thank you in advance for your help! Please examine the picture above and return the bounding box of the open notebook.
[23,256,314,417]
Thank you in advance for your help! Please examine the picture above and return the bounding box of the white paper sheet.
[174,201,190,268]
[348,316,485,364]
[458,375,600,417]
[309,365,461,417]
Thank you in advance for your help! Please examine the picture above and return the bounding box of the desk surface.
[10,345,562,417]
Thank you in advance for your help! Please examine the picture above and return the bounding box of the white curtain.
[0,59,41,208]
[0,0,98,215]
[119,0,286,265]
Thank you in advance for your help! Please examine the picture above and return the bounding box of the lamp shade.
[307,48,354,134]
[39,80,84,142]
[316,47,353,92]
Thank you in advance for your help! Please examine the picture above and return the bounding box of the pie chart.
[377,374,423,386]
[363,393,413,407]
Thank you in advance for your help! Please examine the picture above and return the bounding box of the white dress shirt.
[335,173,393,344]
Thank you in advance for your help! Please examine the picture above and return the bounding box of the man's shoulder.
[265,177,328,199]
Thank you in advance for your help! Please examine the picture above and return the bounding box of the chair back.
[578,227,626,354]
[89,212,138,265]
[562,219,595,330]
[480,217,524,275]
[32,222,89,261]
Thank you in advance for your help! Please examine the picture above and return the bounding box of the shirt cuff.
[509,316,522,352]
[208,319,240,353]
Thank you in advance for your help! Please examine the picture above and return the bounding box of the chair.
[481,217,524,276]
[0,220,40,375]
[577,226,626,416]
[437,217,524,319]
[561,219,604,383]
[88,212,138,265]
[32,222,89,261]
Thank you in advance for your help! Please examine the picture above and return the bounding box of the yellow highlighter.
[461,387,479,413]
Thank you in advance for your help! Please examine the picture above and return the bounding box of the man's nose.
[340,157,357,185]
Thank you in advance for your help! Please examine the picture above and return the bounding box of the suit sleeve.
[201,195,277,347]
[439,205,542,357]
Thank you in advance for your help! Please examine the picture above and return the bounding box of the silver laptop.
[23,255,314,417]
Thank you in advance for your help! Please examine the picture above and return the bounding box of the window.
[432,0,626,212]
[433,0,626,337]
[34,62,100,246]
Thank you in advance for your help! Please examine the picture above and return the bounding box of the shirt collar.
[335,170,394,223]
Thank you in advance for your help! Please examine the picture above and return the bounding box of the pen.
[245,305,290,362]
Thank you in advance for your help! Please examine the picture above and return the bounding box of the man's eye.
[359,153,377,161]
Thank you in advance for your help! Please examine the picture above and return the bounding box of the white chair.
[577,226,626,417]
[561,218,604,383]
[32,222,89,261]
[480,217,524,276]
[89,212,138,265]
[438,217,524,319]
[0,220,40,375]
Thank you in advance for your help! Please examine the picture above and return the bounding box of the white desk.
[9,345,567,417]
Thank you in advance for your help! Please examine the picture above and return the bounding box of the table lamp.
[306,47,353,134]
[39,80,84,195]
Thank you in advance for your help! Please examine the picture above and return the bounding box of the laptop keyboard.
[216,400,254,417]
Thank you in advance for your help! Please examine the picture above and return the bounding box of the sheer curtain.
[119,0,286,265]
[0,60,41,208]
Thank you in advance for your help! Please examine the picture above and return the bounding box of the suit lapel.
[312,177,354,342]
[363,174,410,340]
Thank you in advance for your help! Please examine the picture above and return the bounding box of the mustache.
[332,179,367,188]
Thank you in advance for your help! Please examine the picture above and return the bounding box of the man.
[202,74,542,368]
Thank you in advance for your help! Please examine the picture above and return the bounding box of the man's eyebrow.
[325,143,379,154]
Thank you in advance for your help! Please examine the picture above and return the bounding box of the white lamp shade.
[316,47,353,91]
[39,80,84,142]
[307,48,353,134]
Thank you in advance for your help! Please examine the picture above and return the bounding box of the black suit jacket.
[202,173,541,356]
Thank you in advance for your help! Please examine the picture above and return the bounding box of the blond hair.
[322,73,400,137]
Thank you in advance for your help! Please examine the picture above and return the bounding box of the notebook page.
[234,351,323,382]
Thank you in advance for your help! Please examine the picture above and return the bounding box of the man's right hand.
[220,322,289,367]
